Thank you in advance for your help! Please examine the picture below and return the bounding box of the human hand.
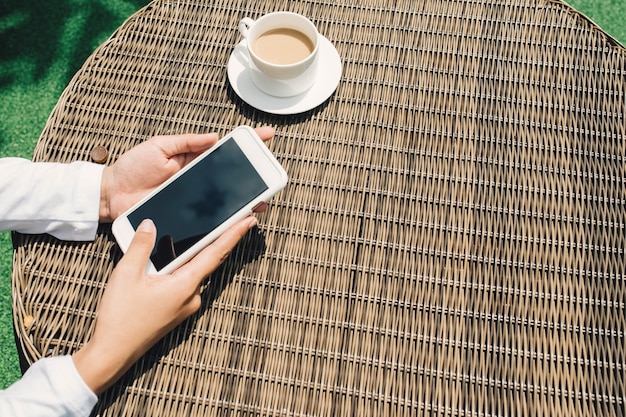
[99,126,275,222]
[72,216,258,395]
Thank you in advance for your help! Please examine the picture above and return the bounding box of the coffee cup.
[238,12,320,97]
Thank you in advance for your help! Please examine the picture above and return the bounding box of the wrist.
[99,166,113,222]
[72,338,132,395]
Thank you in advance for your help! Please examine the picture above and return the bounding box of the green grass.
[566,0,626,46]
[0,0,624,390]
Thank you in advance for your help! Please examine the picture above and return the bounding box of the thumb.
[121,219,157,273]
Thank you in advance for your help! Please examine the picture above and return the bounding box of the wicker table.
[12,1,625,415]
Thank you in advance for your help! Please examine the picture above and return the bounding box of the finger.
[173,216,258,283]
[121,219,157,273]
[156,133,220,158]
[254,126,275,142]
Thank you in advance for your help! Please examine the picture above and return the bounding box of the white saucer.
[227,36,342,115]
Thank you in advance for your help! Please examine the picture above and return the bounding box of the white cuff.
[0,356,98,417]
[0,158,104,241]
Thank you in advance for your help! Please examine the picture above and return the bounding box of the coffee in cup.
[239,12,319,97]
[254,28,315,65]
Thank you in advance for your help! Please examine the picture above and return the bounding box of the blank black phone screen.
[128,137,268,270]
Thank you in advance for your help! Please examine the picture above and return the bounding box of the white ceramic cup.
[238,12,320,97]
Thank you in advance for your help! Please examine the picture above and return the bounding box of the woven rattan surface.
[11,0,625,415]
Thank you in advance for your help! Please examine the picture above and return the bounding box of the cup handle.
[238,17,255,38]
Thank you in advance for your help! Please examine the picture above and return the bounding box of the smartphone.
[112,125,288,274]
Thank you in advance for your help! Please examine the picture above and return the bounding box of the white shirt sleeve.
[0,356,98,417]
[0,157,103,415]
[0,158,104,241]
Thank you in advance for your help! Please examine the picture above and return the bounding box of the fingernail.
[137,219,155,233]
[248,217,258,229]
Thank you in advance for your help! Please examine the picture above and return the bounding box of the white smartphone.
[112,125,288,274]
